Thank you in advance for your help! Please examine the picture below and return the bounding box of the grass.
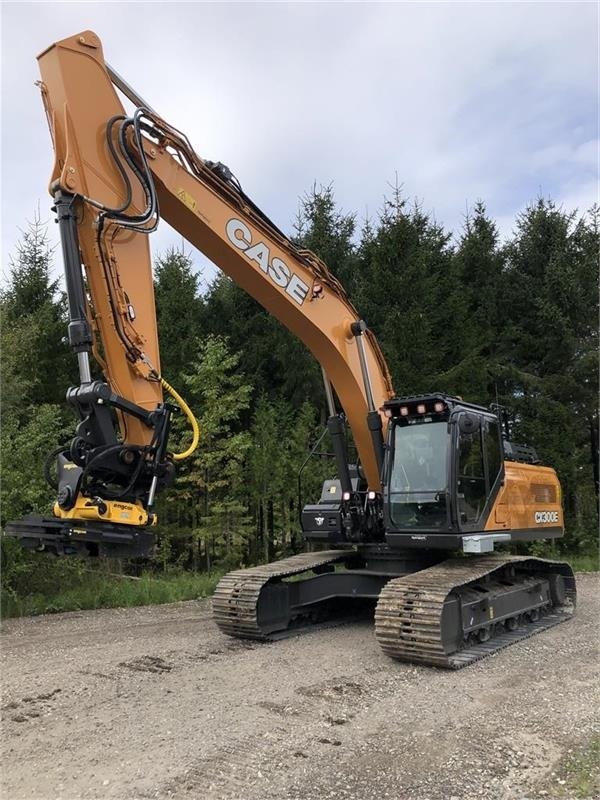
[567,553,600,572]
[550,735,600,799]
[1,569,222,618]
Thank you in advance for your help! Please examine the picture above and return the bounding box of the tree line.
[1,187,598,572]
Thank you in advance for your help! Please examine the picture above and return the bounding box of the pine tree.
[246,397,287,563]
[499,199,599,548]
[571,206,600,514]
[0,215,73,411]
[246,398,336,561]
[202,274,300,404]
[437,201,505,402]
[0,216,74,530]
[355,185,454,394]
[201,185,359,411]
[154,247,204,385]
[0,404,69,525]
[293,183,358,291]
[287,401,338,551]
[160,336,253,570]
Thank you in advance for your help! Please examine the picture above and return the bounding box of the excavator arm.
[12,30,394,552]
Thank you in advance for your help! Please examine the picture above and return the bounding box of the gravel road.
[1,573,598,800]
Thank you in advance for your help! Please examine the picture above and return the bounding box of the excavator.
[6,31,576,668]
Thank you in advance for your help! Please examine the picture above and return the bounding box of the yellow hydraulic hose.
[159,376,200,461]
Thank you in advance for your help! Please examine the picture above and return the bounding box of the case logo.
[314,516,325,526]
[226,218,309,305]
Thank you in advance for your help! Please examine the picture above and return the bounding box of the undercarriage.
[213,546,576,668]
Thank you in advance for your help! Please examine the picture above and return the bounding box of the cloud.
[1,1,597,284]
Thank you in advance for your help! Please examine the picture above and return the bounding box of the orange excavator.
[7,31,575,668]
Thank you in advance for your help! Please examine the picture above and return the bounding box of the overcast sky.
[1,1,597,288]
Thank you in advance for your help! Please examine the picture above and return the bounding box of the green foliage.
[438,201,505,401]
[0,215,73,411]
[157,335,254,570]
[1,541,221,618]
[0,403,70,525]
[293,183,358,290]
[498,200,599,551]
[567,553,600,573]
[201,274,311,406]
[201,184,359,408]
[246,398,334,561]
[1,536,86,609]
[154,247,204,383]
[355,185,455,392]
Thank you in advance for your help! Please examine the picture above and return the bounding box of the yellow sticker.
[176,188,197,212]
[489,606,494,619]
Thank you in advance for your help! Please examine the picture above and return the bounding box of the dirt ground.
[1,573,598,800]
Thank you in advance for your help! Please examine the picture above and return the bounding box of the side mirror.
[458,413,481,435]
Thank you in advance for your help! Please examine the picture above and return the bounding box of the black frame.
[453,411,505,533]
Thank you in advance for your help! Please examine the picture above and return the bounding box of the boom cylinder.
[367,410,385,483]
[351,320,376,412]
[321,367,336,417]
[327,415,353,495]
[351,320,385,483]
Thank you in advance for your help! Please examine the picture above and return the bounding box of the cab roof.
[383,393,493,417]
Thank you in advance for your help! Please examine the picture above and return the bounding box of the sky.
[1,1,598,290]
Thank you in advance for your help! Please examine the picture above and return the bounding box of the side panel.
[485,462,564,534]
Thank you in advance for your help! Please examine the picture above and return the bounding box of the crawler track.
[212,550,350,640]
[375,555,576,668]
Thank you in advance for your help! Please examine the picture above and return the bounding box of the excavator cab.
[302,394,512,550]
[383,394,504,542]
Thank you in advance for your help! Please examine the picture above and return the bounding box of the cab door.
[454,413,504,532]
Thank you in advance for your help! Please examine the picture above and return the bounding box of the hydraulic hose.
[159,376,200,461]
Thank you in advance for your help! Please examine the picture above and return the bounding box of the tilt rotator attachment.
[5,380,176,557]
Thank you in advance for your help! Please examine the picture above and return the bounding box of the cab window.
[484,419,502,489]
[457,424,486,524]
